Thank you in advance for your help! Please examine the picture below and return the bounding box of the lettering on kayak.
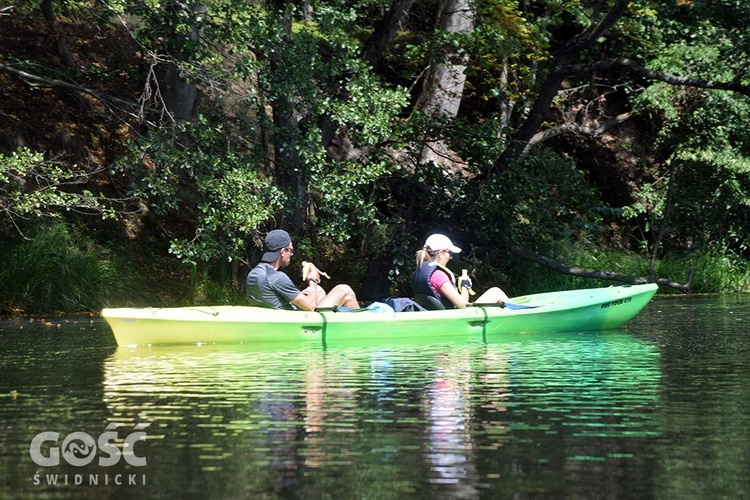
[600,297,632,309]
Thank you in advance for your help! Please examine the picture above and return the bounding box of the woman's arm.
[439,280,470,309]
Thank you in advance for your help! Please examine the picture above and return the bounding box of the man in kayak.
[246,229,359,310]
[412,233,510,309]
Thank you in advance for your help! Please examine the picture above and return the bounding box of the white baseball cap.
[425,234,461,253]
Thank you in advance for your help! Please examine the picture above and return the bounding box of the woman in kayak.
[412,234,510,310]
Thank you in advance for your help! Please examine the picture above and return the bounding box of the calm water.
[1,294,749,499]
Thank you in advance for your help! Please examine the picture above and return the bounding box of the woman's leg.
[475,286,510,304]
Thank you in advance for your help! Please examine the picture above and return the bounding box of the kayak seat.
[414,294,446,311]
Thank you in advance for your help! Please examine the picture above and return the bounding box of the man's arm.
[291,280,322,311]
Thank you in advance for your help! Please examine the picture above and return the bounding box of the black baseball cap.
[261,229,292,262]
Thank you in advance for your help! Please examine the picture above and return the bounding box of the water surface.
[1,294,748,498]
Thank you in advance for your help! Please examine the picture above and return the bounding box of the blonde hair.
[415,246,438,269]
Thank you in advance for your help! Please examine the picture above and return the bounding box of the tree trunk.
[360,0,416,69]
[155,3,206,121]
[496,58,514,139]
[491,0,631,172]
[510,245,690,292]
[156,63,197,121]
[649,160,677,279]
[269,0,306,232]
[414,0,474,167]
[40,0,76,68]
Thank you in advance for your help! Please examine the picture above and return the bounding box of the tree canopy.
[2,0,750,305]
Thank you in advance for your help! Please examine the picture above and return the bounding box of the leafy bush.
[0,148,114,225]
[113,119,283,267]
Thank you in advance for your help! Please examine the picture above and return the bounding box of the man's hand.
[302,261,330,283]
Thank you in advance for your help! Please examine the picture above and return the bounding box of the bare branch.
[493,0,632,168]
[525,112,632,153]
[0,62,141,117]
[510,245,691,293]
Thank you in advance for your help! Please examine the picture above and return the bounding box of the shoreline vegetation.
[1,222,748,316]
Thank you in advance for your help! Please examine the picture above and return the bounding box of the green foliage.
[624,7,750,259]
[0,223,122,313]
[631,79,750,257]
[6,0,750,311]
[320,64,410,144]
[97,0,413,288]
[113,117,283,266]
[670,148,750,255]
[0,148,114,228]
[464,150,607,251]
[311,158,391,241]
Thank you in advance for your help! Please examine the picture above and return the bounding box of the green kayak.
[101,283,658,347]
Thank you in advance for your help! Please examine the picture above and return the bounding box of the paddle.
[457,270,540,309]
[502,301,541,310]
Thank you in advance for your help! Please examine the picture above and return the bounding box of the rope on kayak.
[316,309,328,343]
[190,307,220,316]
[479,305,488,339]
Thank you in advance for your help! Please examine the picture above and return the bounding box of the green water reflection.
[98,332,661,498]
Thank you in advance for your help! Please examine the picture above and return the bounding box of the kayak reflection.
[102,331,661,496]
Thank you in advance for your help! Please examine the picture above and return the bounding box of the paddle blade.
[503,301,541,310]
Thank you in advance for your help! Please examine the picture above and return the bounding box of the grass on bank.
[0,223,121,314]
[508,245,750,295]
[0,222,248,314]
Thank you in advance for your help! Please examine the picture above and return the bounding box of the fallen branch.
[563,58,750,97]
[510,245,691,293]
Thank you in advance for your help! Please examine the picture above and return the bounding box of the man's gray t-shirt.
[246,263,301,309]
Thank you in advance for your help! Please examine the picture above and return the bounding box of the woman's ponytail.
[415,246,436,269]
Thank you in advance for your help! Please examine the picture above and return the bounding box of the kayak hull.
[101,283,658,346]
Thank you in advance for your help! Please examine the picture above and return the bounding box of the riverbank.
[2,221,749,316]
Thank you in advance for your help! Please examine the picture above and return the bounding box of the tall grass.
[0,223,122,313]
[507,243,750,294]
[655,249,750,293]
[188,266,247,306]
